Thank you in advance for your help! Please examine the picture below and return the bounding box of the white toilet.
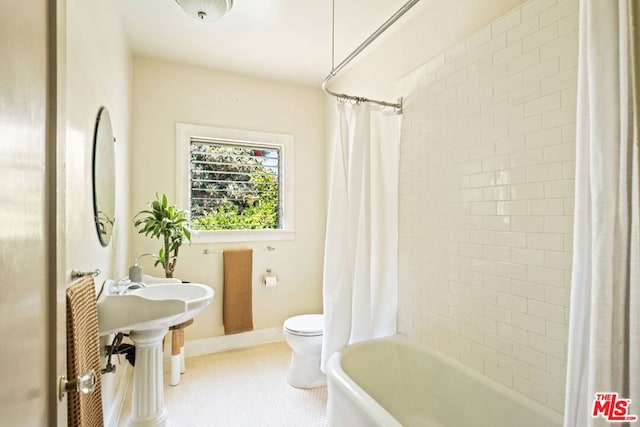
[282,314,326,388]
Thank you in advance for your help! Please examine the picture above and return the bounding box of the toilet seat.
[284,314,323,337]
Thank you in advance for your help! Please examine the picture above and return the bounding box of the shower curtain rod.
[321,0,421,113]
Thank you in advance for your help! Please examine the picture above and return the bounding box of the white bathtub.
[326,336,563,427]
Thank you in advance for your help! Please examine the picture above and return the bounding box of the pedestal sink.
[97,281,214,427]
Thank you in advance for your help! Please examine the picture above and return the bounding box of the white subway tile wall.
[397,0,577,414]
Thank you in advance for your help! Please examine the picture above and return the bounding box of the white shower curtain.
[321,102,400,370]
[564,1,639,426]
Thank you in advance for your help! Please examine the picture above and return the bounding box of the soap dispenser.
[129,257,143,283]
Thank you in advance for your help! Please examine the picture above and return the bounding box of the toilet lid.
[284,314,323,336]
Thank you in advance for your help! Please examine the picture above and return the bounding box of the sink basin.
[97,282,214,335]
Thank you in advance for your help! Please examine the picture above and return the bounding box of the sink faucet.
[109,278,147,295]
[125,282,146,292]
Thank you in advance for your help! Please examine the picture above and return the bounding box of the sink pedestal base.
[127,327,170,427]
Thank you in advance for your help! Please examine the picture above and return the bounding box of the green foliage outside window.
[190,142,280,230]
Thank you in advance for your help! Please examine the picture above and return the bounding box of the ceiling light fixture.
[174,0,233,22]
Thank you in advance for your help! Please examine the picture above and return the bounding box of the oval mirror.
[92,106,116,247]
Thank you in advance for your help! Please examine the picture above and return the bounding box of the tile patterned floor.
[118,341,328,427]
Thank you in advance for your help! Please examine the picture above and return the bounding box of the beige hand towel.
[66,276,103,427]
[223,249,254,334]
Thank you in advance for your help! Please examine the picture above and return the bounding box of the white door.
[0,1,67,425]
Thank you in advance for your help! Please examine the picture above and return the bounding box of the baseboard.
[184,326,284,358]
[105,363,133,427]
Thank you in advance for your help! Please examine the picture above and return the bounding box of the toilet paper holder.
[262,269,278,287]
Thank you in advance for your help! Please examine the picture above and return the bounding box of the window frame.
[176,123,295,243]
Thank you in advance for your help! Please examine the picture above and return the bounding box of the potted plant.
[133,193,191,278]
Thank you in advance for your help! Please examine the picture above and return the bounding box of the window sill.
[190,229,296,244]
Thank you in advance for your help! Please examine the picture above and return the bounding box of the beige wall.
[130,57,326,340]
[66,0,131,280]
[65,0,132,422]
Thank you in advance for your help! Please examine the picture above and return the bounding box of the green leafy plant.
[133,193,191,278]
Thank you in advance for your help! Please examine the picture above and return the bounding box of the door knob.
[58,369,97,401]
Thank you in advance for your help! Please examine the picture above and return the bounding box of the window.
[176,123,294,243]
[190,141,280,230]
